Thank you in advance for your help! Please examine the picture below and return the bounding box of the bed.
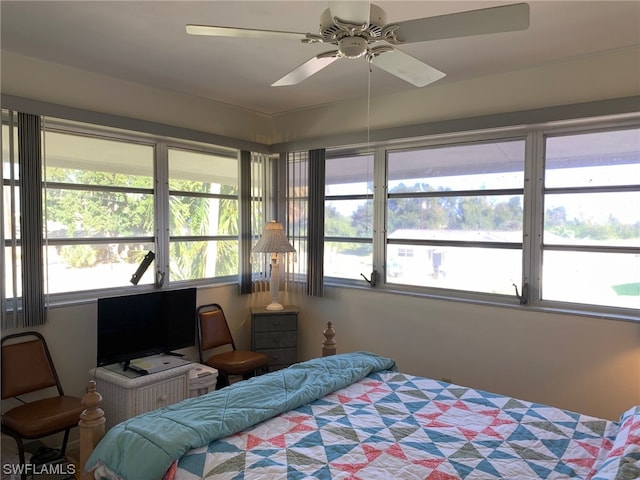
[80,350,639,480]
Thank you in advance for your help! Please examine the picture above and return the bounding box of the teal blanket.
[86,351,396,480]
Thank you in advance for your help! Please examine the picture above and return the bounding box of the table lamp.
[253,220,296,310]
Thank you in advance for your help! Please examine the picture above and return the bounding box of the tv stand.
[91,362,193,430]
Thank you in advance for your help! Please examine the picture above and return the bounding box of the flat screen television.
[97,287,197,368]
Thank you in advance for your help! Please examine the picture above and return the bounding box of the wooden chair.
[1,331,84,480]
[197,304,268,388]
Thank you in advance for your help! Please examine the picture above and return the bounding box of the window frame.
[384,135,527,297]
[1,110,21,313]
[325,117,639,322]
[165,142,240,285]
[324,150,375,284]
[528,120,640,316]
[43,124,157,294]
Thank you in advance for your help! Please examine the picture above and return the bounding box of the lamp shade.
[253,221,295,254]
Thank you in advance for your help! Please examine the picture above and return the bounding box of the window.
[324,153,374,281]
[2,113,244,308]
[284,150,311,293]
[1,112,20,300]
[541,127,640,309]
[321,119,639,318]
[167,147,238,281]
[44,130,156,293]
[386,139,526,295]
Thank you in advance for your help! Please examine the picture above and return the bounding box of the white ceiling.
[2,0,639,119]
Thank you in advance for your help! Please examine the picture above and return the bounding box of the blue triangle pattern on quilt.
[475,458,504,478]
[359,425,388,436]
[335,415,353,428]
[552,459,579,477]
[403,400,431,412]
[249,448,280,460]
[246,455,282,469]
[525,459,553,478]
[504,410,526,422]
[323,443,360,463]
[555,420,580,431]
[208,440,242,454]
[404,440,447,458]
[176,451,207,475]
[422,427,468,444]
[541,438,572,458]
[524,406,553,421]
[449,459,479,479]
[487,447,518,460]
[292,430,324,448]
[507,424,540,442]
[433,392,458,402]
[378,391,407,404]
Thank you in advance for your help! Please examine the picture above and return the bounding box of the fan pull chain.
[367,58,371,151]
[367,57,372,220]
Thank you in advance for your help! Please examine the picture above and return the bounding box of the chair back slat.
[1,335,58,399]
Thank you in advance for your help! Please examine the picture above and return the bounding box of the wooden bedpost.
[322,321,336,356]
[79,380,105,480]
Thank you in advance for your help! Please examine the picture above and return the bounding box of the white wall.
[5,284,635,424]
[290,286,639,422]
[0,52,274,146]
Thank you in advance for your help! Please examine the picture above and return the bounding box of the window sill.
[324,279,639,324]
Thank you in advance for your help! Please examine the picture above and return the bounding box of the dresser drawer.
[253,314,297,332]
[262,348,297,368]
[254,331,297,349]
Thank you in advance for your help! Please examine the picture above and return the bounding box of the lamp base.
[266,302,284,311]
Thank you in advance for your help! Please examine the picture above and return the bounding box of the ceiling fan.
[186,1,529,88]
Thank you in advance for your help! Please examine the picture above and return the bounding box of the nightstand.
[251,306,298,371]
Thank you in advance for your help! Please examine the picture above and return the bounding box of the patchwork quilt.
[172,372,639,480]
[88,353,638,480]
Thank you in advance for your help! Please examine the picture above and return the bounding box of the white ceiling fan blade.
[371,49,446,87]
[186,24,308,41]
[272,52,340,86]
[328,1,371,25]
[393,3,530,44]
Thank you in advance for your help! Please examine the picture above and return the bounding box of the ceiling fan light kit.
[186,2,529,88]
[337,36,368,59]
